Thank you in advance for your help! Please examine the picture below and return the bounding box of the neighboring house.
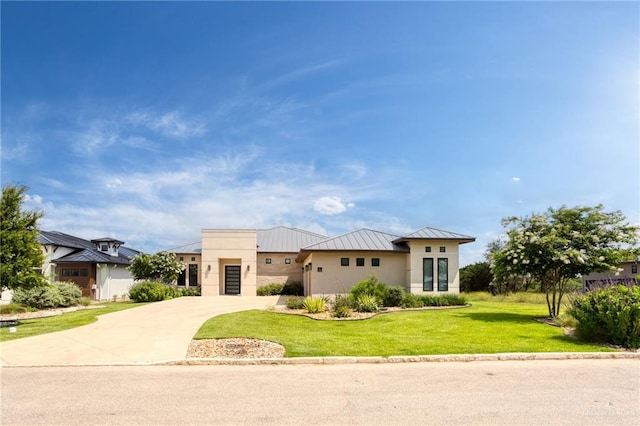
[582,257,639,290]
[168,226,475,297]
[38,231,142,301]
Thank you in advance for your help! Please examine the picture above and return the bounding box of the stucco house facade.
[581,257,639,290]
[168,226,475,297]
[38,231,141,301]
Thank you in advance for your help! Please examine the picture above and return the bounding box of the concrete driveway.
[0,296,280,366]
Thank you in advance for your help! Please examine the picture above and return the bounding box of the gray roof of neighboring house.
[257,227,327,253]
[301,229,409,252]
[54,250,135,265]
[39,231,94,249]
[394,227,475,244]
[39,230,141,265]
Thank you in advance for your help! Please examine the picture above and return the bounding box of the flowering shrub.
[569,285,640,348]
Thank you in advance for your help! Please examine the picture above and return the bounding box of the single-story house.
[582,257,639,291]
[38,231,142,301]
[167,226,475,297]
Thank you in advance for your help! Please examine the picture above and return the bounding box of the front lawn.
[194,301,611,357]
[0,302,146,342]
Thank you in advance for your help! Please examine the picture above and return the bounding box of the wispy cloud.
[127,111,206,139]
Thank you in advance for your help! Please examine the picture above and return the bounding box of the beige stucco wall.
[173,254,202,287]
[201,230,257,296]
[582,261,638,288]
[406,240,461,294]
[301,251,408,296]
[256,253,302,287]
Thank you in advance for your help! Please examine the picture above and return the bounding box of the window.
[191,257,196,262]
[100,244,109,252]
[177,270,186,286]
[179,257,184,261]
[632,265,638,274]
[371,258,380,267]
[356,258,365,267]
[438,258,448,291]
[189,264,198,287]
[439,246,446,253]
[62,268,89,277]
[317,267,323,272]
[423,258,433,291]
[425,246,431,253]
[285,258,291,264]
[266,258,272,264]
[341,258,349,266]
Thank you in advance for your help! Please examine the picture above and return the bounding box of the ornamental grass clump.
[302,296,326,314]
[354,294,379,313]
[331,294,353,318]
[568,285,640,349]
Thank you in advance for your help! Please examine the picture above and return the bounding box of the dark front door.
[225,265,241,295]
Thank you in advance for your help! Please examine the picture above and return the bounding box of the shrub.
[422,294,468,307]
[302,296,326,314]
[55,281,82,307]
[257,283,285,296]
[129,281,176,302]
[354,294,379,313]
[568,285,640,349]
[282,281,304,296]
[12,285,64,309]
[400,293,423,309]
[383,286,404,307]
[180,286,201,296]
[350,276,388,306]
[0,302,36,315]
[331,294,353,318]
[78,297,92,306]
[286,296,304,309]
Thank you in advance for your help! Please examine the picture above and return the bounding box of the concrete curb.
[3,351,637,368]
[160,351,640,366]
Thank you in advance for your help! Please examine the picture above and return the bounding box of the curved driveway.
[0,296,280,366]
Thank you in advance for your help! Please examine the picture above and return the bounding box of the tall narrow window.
[438,258,448,291]
[423,258,434,291]
[189,264,199,287]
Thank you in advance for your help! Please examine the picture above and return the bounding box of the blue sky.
[2,1,638,266]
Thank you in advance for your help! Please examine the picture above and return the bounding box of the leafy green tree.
[1,185,46,290]
[491,205,639,317]
[459,262,493,292]
[128,251,184,284]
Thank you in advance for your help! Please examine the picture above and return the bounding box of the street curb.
[159,351,640,366]
[2,351,637,368]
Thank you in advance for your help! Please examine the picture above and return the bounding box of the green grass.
[0,302,146,342]
[194,301,611,357]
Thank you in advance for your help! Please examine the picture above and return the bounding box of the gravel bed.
[187,338,286,359]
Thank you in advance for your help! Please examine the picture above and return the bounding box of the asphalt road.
[1,359,638,425]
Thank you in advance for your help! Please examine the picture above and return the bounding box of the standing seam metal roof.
[301,229,409,252]
[394,226,475,242]
[257,227,327,253]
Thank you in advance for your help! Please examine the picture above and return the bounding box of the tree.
[128,251,184,284]
[1,185,46,290]
[459,262,493,292]
[491,205,639,317]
